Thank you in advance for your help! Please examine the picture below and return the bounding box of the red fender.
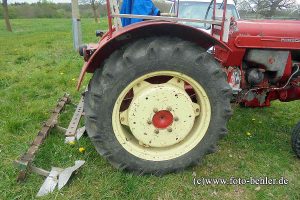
[77,20,231,90]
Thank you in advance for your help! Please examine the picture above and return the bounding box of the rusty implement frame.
[15,94,71,182]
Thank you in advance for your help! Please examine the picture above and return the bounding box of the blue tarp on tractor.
[120,0,160,26]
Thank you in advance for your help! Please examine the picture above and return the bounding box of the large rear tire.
[84,37,232,175]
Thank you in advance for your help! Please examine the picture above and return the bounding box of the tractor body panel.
[232,20,300,55]
[234,20,300,39]
[216,19,300,107]
[215,20,300,67]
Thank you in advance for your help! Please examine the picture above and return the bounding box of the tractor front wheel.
[84,37,232,175]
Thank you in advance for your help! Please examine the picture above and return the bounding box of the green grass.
[0,18,300,200]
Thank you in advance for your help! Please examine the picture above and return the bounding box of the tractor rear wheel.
[84,37,232,175]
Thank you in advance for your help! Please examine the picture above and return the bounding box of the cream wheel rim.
[112,71,211,161]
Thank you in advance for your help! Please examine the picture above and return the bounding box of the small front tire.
[292,121,300,158]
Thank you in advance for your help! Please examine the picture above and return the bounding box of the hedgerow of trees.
[0,1,108,19]
[238,0,300,18]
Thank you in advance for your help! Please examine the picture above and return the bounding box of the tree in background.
[2,0,12,31]
[238,0,296,18]
[80,0,105,23]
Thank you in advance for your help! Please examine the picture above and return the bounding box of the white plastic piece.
[36,167,64,197]
[36,160,85,197]
[76,126,86,140]
[58,160,85,189]
[65,136,76,143]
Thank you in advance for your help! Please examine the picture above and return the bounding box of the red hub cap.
[152,110,173,129]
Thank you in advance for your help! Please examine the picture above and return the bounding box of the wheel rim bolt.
[154,129,159,134]
[174,117,179,121]
[196,108,200,113]
[147,120,152,125]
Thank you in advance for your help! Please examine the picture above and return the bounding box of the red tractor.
[77,0,300,175]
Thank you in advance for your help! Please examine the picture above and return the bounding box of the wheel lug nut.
[196,108,200,112]
[147,120,152,125]
[167,106,172,111]
[174,117,179,121]
[167,128,172,132]
[153,108,158,113]
[154,129,159,134]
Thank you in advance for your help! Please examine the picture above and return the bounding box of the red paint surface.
[242,86,300,107]
[152,110,173,129]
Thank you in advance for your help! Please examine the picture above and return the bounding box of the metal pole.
[176,0,179,17]
[106,0,113,37]
[220,0,228,41]
[71,0,82,51]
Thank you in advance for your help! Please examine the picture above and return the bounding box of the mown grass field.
[0,18,300,200]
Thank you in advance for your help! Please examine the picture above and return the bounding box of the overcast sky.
[8,0,300,3]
